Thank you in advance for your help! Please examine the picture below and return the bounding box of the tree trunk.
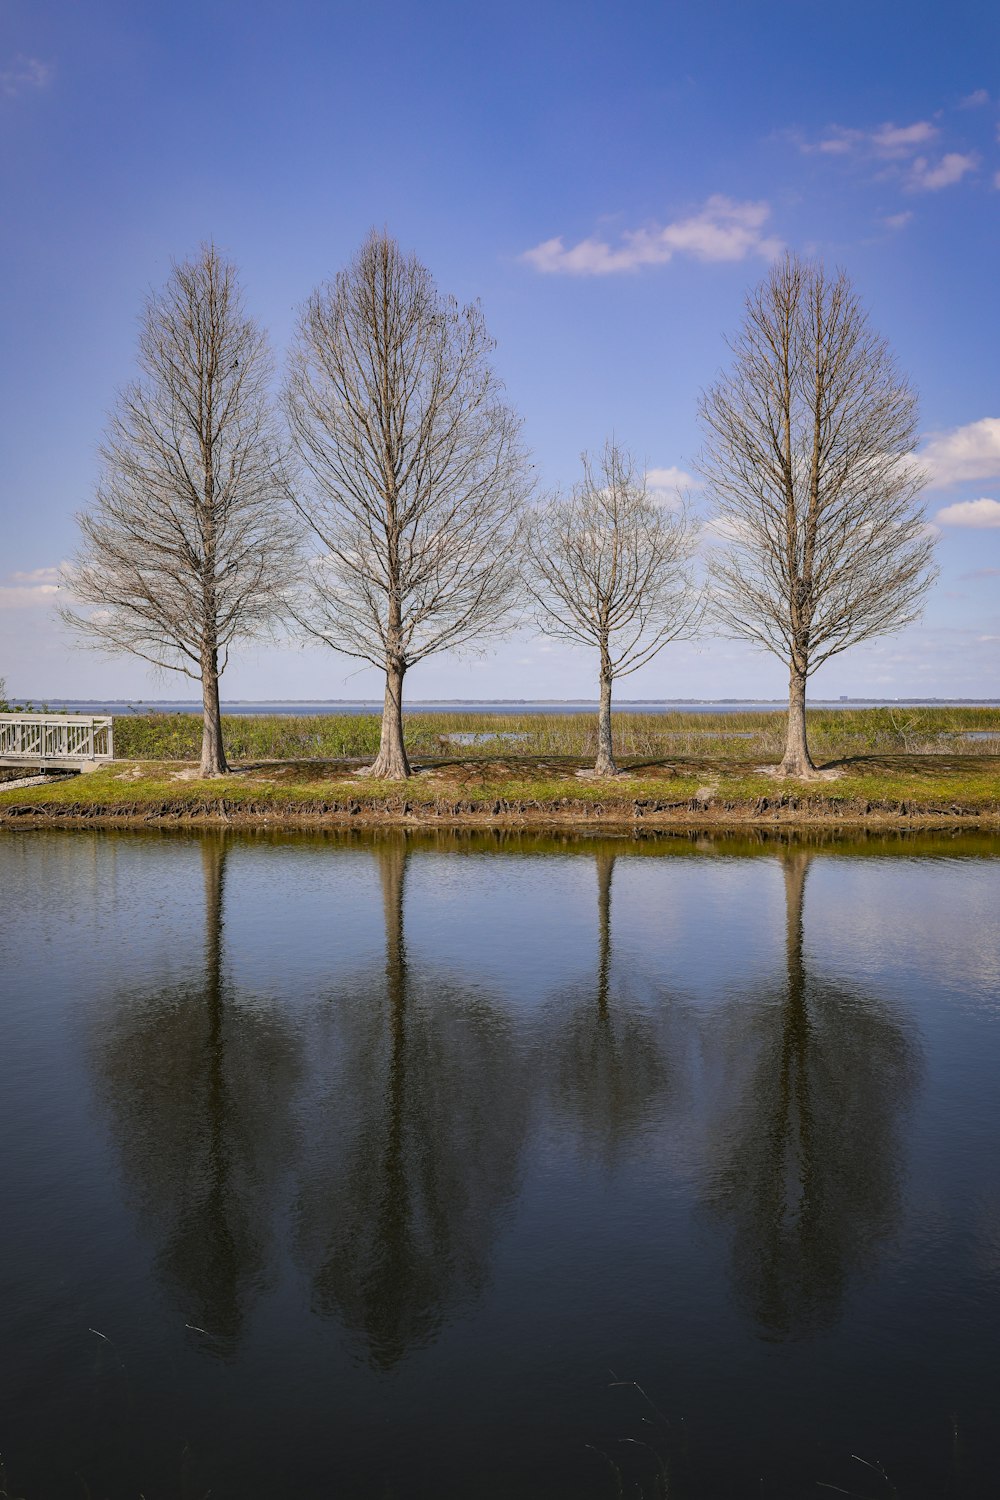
[778,661,817,778]
[594,660,617,777]
[200,647,229,777]
[595,850,614,1021]
[369,659,411,779]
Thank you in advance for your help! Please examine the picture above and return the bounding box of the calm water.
[2,828,999,1499]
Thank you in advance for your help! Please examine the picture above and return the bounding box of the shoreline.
[2,752,998,832]
[3,814,997,831]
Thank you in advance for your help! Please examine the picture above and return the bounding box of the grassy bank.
[111,705,1000,763]
[2,750,999,827]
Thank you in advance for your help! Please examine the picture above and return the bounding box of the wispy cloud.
[960,567,1000,579]
[882,210,914,231]
[906,152,978,191]
[920,418,1000,486]
[699,514,753,546]
[804,118,938,159]
[11,566,61,585]
[934,498,1000,528]
[871,120,940,157]
[959,89,990,108]
[0,584,60,609]
[522,196,781,276]
[0,54,54,97]
[0,565,62,609]
[800,118,980,194]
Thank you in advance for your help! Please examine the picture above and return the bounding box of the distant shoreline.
[11,698,1000,709]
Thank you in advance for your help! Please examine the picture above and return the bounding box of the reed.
[111,706,1000,765]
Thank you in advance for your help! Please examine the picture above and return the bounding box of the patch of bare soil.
[754,764,844,782]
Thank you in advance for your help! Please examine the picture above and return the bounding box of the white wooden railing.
[0,714,114,767]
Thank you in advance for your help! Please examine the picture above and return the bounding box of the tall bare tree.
[285,230,531,780]
[63,244,296,776]
[699,254,936,778]
[523,442,699,776]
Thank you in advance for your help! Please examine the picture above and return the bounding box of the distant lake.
[2,828,999,1498]
[13,698,999,716]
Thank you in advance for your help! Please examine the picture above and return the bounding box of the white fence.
[0,714,114,768]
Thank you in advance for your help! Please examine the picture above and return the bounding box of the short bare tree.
[699,254,936,778]
[285,230,531,780]
[524,442,699,776]
[63,244,296,776]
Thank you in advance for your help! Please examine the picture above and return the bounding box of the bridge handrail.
[0,713,115,763]
[0,713,114,725]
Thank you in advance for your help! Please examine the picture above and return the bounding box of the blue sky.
[1,0,998,701]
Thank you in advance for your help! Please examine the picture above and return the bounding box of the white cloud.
[11,566,61,585]
[0,564,64,608]
[959,89,990,108]
[645,465,697,503]
[906,152,977,191]
[0,54,54,97]
[522,196,781,276]
[813,127,863,155]
[0,584,60,609]
[871,120,939,158]
[882,211,914,231]
[934,498,1000,528]
[806,119,937,159]
[920,418,1000,486]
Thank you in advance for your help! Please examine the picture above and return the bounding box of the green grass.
[2,750,998,825]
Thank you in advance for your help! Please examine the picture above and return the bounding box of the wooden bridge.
[0,714,114,771]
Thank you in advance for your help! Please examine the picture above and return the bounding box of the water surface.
[1,828,999,1498]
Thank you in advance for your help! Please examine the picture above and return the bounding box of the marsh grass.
[112,707,1000,764]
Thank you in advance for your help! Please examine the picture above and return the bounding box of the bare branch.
[285,230,532,778]
[523,440,701,775]
[698,254,937,777]
[62,243,298,775]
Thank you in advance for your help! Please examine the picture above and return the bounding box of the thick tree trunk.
[369,659,411,779]
[594,660,617,777]
[200,647,229,777]
[778,661,817,778]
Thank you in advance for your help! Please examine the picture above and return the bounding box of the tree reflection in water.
[548,848,678,1165]
[92,836,301,1355]
[706,848,921,1339]
[294,836,532,1369]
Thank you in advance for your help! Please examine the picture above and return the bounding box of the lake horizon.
[10,697,1000,718]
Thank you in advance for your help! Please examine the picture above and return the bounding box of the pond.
[1,827,999,1498]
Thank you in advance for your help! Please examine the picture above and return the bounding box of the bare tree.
[63,244,296,777]
[699,254,936,778]
[523,442,699,776]
[285,230,531,780]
